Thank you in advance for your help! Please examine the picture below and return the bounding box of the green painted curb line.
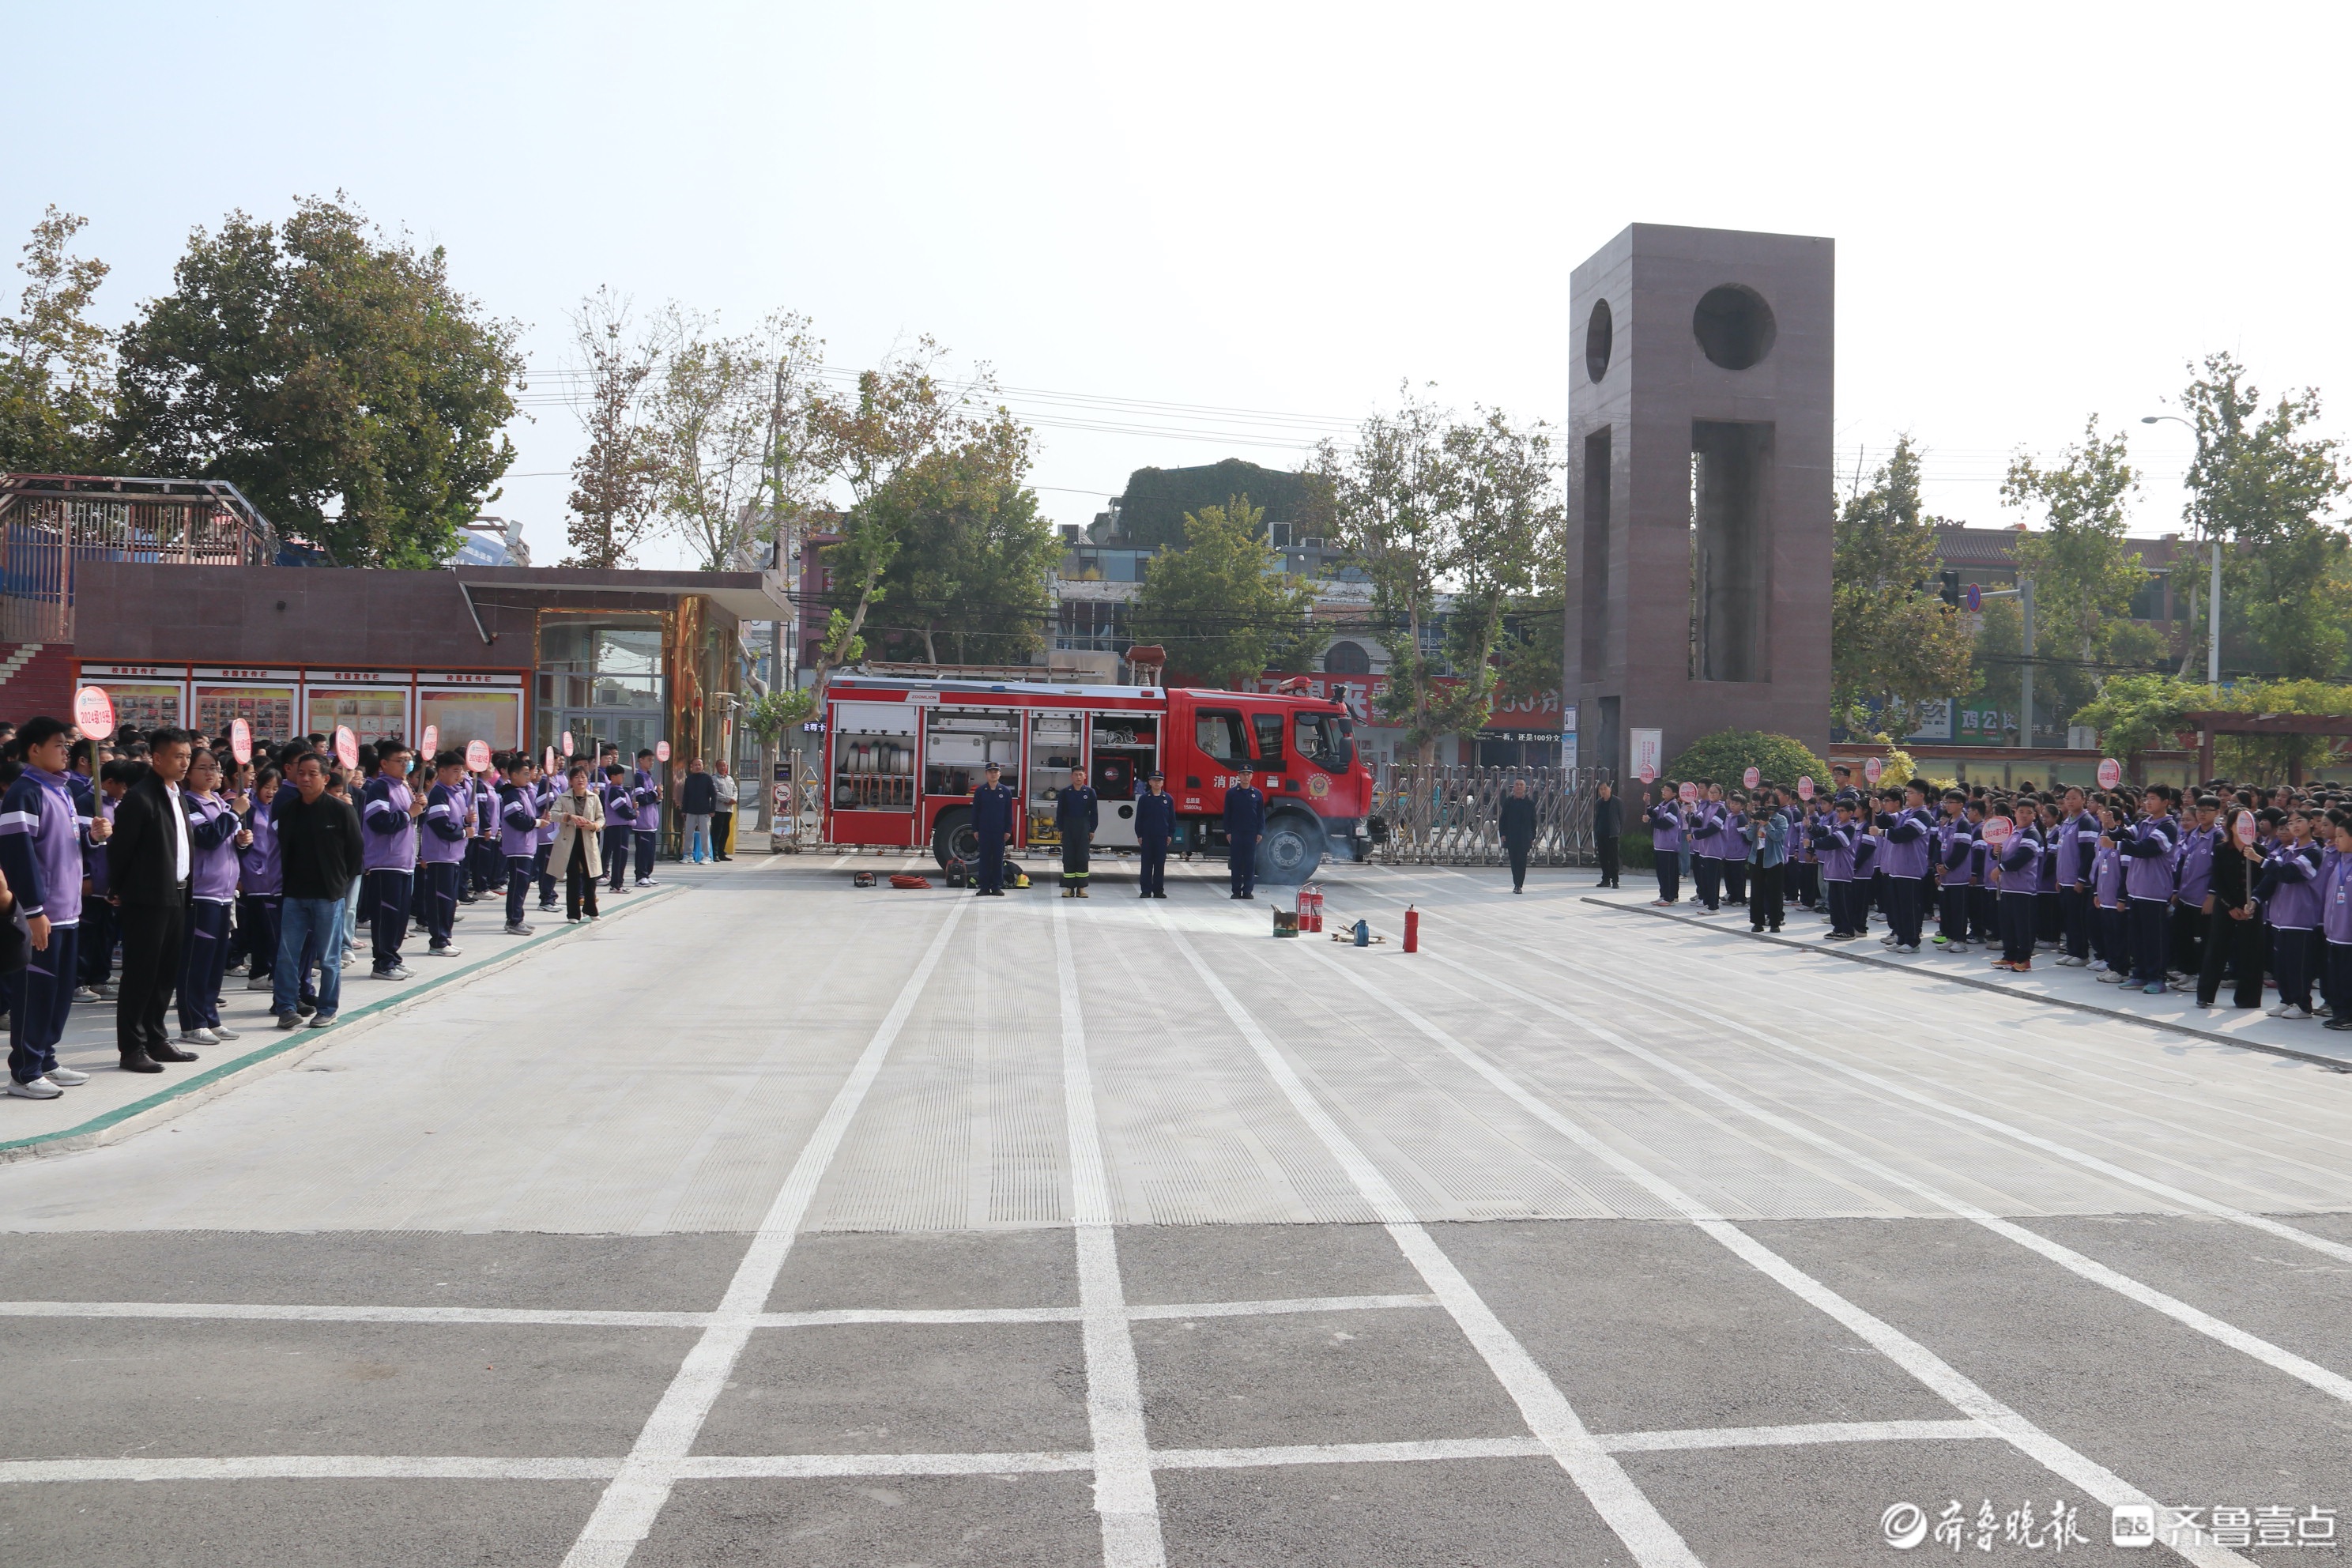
[0,885,686,1156]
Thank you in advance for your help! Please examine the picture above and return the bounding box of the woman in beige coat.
[548,765,605,922]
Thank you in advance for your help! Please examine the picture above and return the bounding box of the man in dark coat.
[1223,777,1265,899]
[1134,770,1175,899]
[970,762,1017,895]
[1498,777,1538,893]
[107,728,200,1071]
[1592,780,1623,888]
[1054,767,1098,897]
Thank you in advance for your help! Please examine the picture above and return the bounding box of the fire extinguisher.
[1403,904,1419,953]
[1312,884,1325,932]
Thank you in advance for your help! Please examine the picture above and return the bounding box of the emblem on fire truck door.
[1307,773,1330,799]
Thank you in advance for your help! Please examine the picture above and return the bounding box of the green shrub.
[1661,729,1831,794]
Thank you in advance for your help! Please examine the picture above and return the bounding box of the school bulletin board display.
[418,688,521,754]
[194,685,296,751]
[307,688,411,749]
[94,682,182,732]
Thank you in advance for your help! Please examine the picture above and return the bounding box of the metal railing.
[0,474,280,642]
[1373,763,1618,866]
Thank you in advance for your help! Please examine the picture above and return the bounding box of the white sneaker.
[635,877,657,888]
[2268,1003,2313,1020]
[209,1025,240,1042]
[246,974,276,990]
[374,966,414,982]
[1947,942,1971,954]
[71,986,100,1002]
[2096,971,2127,983]
[6,1076,62,1099]
[181,1027,219,1045]
[503,922,533,937]
[1897,944,1919,954]
[44,1067,89,1086]
[423,945,462,959]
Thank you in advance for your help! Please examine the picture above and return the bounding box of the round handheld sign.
[560,730,575,759]
[1797,776,1815,801]
[544,746,557,774]
[2234,813,2258,846]
[1678,781,1699,805]
[655,740,672,763]
[466,738,492,772]
[1743,766,1761,790]
[229,718,253,767]
[1864,756,1884,785]
[73,685,116,740]
[2097,757,2122,791]
[420,725,439,758]
[1981,814,2014,846]
[1638,763,1657,785]
[334,726,360,771]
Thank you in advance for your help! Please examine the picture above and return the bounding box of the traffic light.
[1938,571,1961,608]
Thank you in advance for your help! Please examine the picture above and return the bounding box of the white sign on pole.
[1630,728,1663,786]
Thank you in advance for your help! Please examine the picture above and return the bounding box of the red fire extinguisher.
[1403,904,1419,953]
[1310,884,1325,933]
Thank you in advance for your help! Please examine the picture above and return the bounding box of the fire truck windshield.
[1294,713,1353,772]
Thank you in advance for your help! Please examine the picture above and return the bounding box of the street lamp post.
[2141,413,2221,688]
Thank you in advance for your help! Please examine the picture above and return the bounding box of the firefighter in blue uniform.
[1135,770,1174,899]
[1055,767,1098,897]
[970,762,1017,896]
[1223,775,1265,899]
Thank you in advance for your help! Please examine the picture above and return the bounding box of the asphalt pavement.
[1,850,2346,1566]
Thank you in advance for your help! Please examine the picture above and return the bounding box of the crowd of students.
[0,714,680,1102]
[1639,770,2352,1029]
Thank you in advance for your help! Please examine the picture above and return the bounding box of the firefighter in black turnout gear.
[1224,776,1265,899]
[970,762,1017,895]
[1135,771,1174,899]
[1055,767,1098,897]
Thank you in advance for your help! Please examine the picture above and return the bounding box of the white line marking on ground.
[1425,950,2352,1408]
[675,1450,1093,1478]
[1054,895,1167,1568]
[1145,907,1705,1568]
[1595,1419,1991,1453]
[1124,1294,1438,1321]
[556,899,968,1568]
[0,1457,627,1482]
[1483,922,2352,1266]
[1307,948,2256,1568]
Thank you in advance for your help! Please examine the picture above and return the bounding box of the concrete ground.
[1,852,2346,1566]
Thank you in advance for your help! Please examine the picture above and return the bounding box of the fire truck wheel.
[1256,812,1327,886]
[932,808,979,870]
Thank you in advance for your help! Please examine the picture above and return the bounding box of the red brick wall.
[0,642,79,726]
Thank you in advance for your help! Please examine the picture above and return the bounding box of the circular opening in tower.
[1692,285,1775,370]
[1585,298,1613,383]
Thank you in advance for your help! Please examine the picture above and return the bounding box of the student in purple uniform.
[2050,788,2099,967]
[359,741,424,982]
[2090,803,2130,980]
[2169,796,2218,986]
[1814,793,1864,940]
[1932,790,1974,953]
[1875,783,1932,954]
[237,767,285,996]
[175,748,251,1046]
[1962,799,1998,948]
[2251,810,2324,1019]
[2031,801,2063,951]
[496,754,548,936]
[631,749,663,888]
[0,717,105,1099]
[532,769,560,913]
[1850,803,1880,932]
[418,750,473,959]
[1644,786,1683,906]
[603,764,639,894]
[2116,789,2179,995]
[1991,805,2042,971]
[2320,817,2352,1031]
[1721,792,1749,908]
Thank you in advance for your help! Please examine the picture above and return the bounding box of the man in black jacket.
[1498,778,1538,893]
[271,750,365,1028]
[680,759,718,865]
[1592,780,1623,888]
[106,729,198,1071]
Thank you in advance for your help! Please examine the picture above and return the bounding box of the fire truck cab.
[822,675,1371,884]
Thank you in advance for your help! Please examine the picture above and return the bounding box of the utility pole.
[762,364,788,842]
[2018,575,2035,752]
[2141,414,2221,690]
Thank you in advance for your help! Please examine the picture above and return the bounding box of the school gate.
[1373,764,1616,868]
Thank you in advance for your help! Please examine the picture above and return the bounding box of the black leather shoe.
[148,1043,198,1063]
[119,1054,164,1073]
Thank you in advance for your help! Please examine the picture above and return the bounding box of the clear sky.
[9,2,2346,566]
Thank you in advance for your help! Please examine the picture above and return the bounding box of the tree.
[2000,416,2148,741]
[648,309,821,571]
[868,462,1061,665]
[1130,497,1321,687]
[0,206,119,473]
[2070,673,2193,765]
[562,288,666,569]
[1315,388,1562,763]
[2175,352,2352,679]
[1660,729,1830,791]
[801,341,1036,717]
[1830,437,1974,740]
[114,196,522,567]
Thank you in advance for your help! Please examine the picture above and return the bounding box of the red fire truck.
[821,673,1372,883]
